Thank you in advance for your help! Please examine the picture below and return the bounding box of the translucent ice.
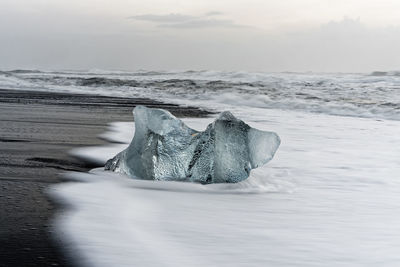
[105,106,280,183]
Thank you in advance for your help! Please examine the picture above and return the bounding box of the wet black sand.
[0,89,211,267]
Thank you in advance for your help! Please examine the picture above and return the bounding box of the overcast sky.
[1,0,400,72]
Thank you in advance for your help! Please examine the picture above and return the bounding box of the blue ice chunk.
[105,106,280,184]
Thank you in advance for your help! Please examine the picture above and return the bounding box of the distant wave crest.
[370,71,400,77]
[1,69,399,121]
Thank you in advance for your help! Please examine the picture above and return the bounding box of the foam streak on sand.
[51,108,400,267]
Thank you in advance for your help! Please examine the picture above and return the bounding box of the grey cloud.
[159,19,246,29]
[204,11,223,16]
[129,13,197,23]
[130,12,248,29]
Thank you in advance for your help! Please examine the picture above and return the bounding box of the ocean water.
[1,69,400,120]
[2,70,400,266]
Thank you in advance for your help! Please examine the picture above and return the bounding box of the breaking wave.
[1,69,400,120]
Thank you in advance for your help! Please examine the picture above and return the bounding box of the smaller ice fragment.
[105,106,280,184]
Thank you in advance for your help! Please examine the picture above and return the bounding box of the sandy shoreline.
[0,89,211,267]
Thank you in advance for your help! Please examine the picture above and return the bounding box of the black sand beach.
[0,89,210,267]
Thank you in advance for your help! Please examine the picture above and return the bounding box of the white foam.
[51,109,400,267]
[1,70,399,120]
[98,122,134,143]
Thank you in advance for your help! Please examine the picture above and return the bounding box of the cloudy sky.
[1,0,400,72]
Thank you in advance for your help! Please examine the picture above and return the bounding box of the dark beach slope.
[0,89,211,267]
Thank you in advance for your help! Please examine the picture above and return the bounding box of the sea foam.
[51,108,400,267]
